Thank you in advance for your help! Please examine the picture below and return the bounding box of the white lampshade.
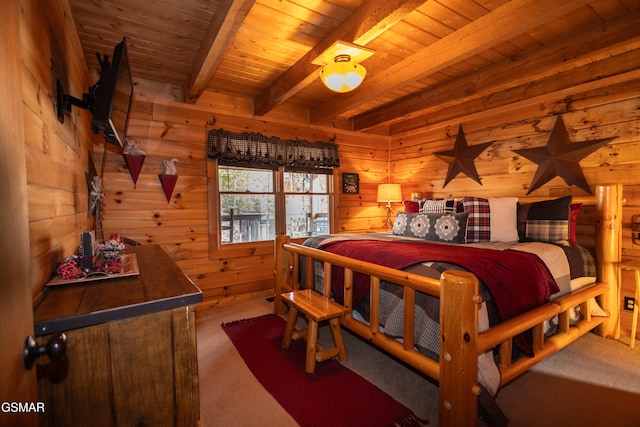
[319,55,367,93]
[377,183,402,203]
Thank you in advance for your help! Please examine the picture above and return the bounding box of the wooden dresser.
[33,244,202,427]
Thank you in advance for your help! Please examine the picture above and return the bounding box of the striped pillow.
[419,198,460,214]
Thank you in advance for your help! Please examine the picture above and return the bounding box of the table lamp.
[377,183,402,229]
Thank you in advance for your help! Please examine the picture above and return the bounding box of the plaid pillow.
[525,220,569,243]
[518,195,572,245]
[461,197,491,242]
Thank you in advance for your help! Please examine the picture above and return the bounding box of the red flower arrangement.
[56,233,126,280]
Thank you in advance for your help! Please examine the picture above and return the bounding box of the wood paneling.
[97,96,389,307]
[20,0,94,301]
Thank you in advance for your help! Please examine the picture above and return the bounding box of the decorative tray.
[46,254,139,286]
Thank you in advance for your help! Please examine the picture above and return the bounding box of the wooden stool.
[281,289,348,373]
[620,260,640,348]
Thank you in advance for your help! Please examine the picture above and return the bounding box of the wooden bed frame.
[273,184,623,427]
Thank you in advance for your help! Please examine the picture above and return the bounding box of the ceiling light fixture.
[319,54,367,93]
[312,41,374,94]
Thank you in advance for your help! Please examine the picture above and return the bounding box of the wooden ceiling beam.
[184,0,255,104]
[252,0,426,117]
[354,8,640,132]
[309,0,592,125]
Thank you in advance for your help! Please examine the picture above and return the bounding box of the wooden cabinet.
[33,245,202,427]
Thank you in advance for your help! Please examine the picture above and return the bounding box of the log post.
[274,235,291,315]
[439,270,481,427]
[594,184,622,339]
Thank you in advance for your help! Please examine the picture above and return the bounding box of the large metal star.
[435,125,493,188]
[513,116,616,195]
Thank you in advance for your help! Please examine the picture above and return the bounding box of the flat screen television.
[90,37,134,149]
[56,38,134,149]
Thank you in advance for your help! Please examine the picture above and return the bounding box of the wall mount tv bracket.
[56,52,110,124]
[56,78,96,124]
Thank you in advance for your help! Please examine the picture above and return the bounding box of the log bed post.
[594,184,623,339]
[439,270,481,427]
[274,235,292,315]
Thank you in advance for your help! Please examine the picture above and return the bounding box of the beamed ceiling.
[68,0,640,136]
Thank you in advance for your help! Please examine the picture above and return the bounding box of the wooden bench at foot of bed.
[273,184,623,427]
[281,289,349,373]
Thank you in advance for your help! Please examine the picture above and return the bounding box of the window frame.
[207,161,335,254]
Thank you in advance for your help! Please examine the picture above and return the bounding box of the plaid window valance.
[207,128,339,173]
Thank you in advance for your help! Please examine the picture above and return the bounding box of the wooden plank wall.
[390,77,640,338]
[97,95,389,306]
[20,0,94,301]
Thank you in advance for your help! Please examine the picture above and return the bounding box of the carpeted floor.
[197,297,298,427]
[197,295,640,427]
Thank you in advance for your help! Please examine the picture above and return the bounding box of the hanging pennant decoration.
[158,158,179,203]
[434,125,493,188]
[513,115,616,195]
[123,154,145,187]
[122,139,147,187]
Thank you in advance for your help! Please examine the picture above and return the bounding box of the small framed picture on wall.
[342,173,359,194]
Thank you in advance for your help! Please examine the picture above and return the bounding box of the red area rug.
[222,314,427,427]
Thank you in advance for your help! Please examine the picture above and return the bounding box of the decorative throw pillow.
[487,197,519,242]
[393,212,469,243]
[569,203,583,244]
[419,198,460,214]
[403,200,420,213]
[517,195,572,245]
[461,197,491,242]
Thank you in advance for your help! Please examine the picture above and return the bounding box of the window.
[217,166,332,244]
[219,167,275,243]
[284,171,330,239]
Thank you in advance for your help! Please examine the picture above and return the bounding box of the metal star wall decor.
[513,116,616,195]
[435,125,493,188]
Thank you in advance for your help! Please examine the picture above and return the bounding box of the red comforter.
[319,239,560,356]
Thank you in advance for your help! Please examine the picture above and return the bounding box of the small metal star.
[435,125,493,188]
[513,116,616,195]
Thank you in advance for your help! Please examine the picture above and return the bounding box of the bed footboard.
[273,235,482,425]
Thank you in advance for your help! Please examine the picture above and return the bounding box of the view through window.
[284,171,329,239]
[218,166,330,244]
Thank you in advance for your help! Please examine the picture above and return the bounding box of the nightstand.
[619,259,640,348]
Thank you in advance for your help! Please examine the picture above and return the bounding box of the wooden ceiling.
[68,0,640,136]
